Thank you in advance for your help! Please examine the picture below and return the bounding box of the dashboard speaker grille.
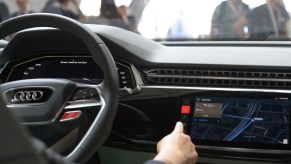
[143,69,291,88]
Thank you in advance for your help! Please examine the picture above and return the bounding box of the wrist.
[154,150,182,164]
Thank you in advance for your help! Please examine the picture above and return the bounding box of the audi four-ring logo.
[12,91,44,102]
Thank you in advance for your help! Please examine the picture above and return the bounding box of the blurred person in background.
[287,19,291,38]
[100,0,120,19]
[42,0,56,12]
[117,5,140,33]
[167,11,188,39]
[210,0,250,39]
[236,0,289,39]
[0,2,9,22]
[43,0,85,22]
[118,5,129,24]
[99,0,138,32]
[11,0,34,18]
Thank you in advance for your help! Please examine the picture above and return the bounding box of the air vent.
[143,69,291,89]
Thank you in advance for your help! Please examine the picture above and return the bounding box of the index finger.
[172,122,184,133]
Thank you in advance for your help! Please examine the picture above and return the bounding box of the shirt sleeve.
[211,3,223,25]
[144,160,166,164]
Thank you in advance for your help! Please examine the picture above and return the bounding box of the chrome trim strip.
[65,100,101,109]
[75,83,100,88]
[130,63,144,86]
[113,139,291,154]
[196,145,291,155]
[7,102,46,108]
[141,85,291,93]
[145,74,291,82]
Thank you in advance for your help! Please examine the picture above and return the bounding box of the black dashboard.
[2,25,291,163]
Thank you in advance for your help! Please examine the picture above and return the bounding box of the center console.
[109,88,291,163]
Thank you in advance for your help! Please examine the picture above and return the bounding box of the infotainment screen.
[188,93,291,149]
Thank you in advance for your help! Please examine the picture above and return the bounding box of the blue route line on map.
[228,121,254,141]
[221,104,229,113]
[223,114,251,120]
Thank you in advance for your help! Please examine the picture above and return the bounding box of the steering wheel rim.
[0,13,119,163]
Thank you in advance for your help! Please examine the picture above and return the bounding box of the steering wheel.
[0,14,119,163]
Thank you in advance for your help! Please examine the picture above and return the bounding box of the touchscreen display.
[191,96,291,146]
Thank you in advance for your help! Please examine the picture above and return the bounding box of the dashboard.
[2,25,291,163]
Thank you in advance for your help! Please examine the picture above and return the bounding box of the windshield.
[0,0,291,41]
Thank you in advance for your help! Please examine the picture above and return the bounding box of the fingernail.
[177,122,183,126]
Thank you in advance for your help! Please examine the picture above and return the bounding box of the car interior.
[1,0,291,163]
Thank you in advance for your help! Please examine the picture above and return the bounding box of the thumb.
[173,122,183,133]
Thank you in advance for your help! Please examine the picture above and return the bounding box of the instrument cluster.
[3,55,138,90]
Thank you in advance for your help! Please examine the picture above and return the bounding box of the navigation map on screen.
[191,96,291,145]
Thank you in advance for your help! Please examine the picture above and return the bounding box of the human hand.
[69,0,86,22]
[154,122,198,164]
